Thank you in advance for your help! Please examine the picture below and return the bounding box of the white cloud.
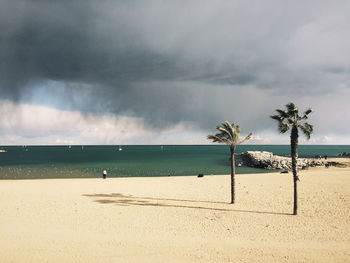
[0,100,189,145]
[0,100,349,145]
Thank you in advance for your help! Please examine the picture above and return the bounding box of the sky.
[0,0,349,145]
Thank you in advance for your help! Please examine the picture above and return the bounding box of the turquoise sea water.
[0,145,349,179]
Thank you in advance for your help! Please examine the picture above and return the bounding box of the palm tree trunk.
[291,125,299,215]
[230,146,236,204]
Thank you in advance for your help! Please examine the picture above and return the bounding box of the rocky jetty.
[241,151,324,170]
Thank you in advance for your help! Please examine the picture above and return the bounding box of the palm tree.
[208,121,252,204]
[270,102,313,215]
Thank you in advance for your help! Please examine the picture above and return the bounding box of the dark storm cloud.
[0,0,350,133]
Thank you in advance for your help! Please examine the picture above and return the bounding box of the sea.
[0,145,349,180]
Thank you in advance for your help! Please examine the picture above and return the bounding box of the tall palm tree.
[270,102,313,215]
[208,121,252,204]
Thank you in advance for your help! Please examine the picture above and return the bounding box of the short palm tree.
[208,121,252,204]
[270,102,313,215]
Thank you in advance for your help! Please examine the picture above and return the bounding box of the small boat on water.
[118,146,123,151]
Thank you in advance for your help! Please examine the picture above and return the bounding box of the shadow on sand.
[82,193,291,216]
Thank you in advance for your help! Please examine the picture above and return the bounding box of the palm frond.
[278,122,290,133]
[270,115,282,121]
[304,122,313,138]
[304,108,313,116]
[208,121,249,146]
[224,121,237,140]
[301,108,313,120]
[222,121,233,132]
[287,118,295,125]
[298,122,313,140]
[222,121,240,144]
[271,103,313,140]
[207,134,230,144]
[304,122,313,132]
[235,124,240,135]
[239,132,253,144]
[217,126,232,139]
[275,109,289,118]
[233,124,240,144]
[286,102,298,115]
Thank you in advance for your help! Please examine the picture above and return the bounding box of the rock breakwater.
[241,151,324,170]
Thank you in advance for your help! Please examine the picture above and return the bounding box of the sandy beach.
[1,162,349,262]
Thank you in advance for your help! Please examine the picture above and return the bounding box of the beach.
[1,162,349,262]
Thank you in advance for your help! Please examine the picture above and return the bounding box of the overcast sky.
[0,0,349,145]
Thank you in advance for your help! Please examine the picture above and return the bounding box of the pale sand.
[1,165,349,262]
